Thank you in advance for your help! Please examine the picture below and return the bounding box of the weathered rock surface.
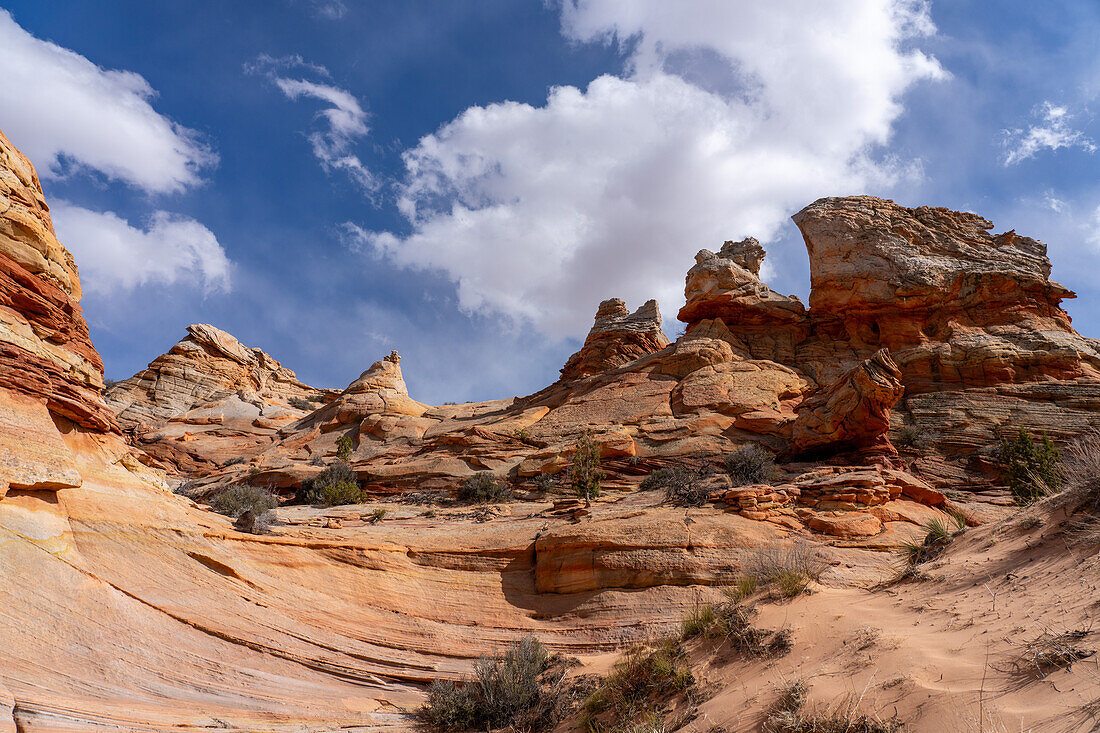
[560,298,669,381]
[0,130,114,433]
[106,323,334,473]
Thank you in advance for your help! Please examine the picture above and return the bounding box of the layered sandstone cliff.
[105,323,335,473]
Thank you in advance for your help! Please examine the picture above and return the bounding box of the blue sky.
[1,1,1097,403]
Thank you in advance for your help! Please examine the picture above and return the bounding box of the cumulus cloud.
[250,56,376,193]
[361,0,945,340]
[1002,102,1096,165]
[51,204,232,295]
[0,9,215,193]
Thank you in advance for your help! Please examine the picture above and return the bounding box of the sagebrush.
[458,472,512,504]
[639,465,713,507]
[209,484,277,518]
[725,444,777,487]
[417,636,551,731]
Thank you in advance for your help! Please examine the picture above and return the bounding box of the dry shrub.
[640,465,713,507]
[1008,630,1094,679]
[744,541,826,599]
[418,636,552,731]
[209,484,277,518]
[458,472,512,504]
[764,680,901,733]
[1062,432,1100,545]
[725,444,777,487]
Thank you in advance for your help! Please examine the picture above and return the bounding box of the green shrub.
[103,377,119,391]
[458,472,512,504]
[209,484,278,518]
[639,466,713,507]
[221,456,247,467]
[532,474,555,493]
[570,431,604,500]
[725,444,777,487]
[582,641,693,729]
[899,516,963,566]
[680,600,791,657]
[997,428,1061,504]
[417,636,550,731]
[296,460,361,506]
[893,424,935,451]
[335,435,355,461]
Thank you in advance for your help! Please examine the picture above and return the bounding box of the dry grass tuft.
[742,541,826,599]
[680,600,792,658]
[763,680,901,733]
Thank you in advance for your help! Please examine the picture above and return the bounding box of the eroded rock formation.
[560,298,669,381]
[106,323,335,473]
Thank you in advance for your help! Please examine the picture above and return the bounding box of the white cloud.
[1090,205,1100,250]
[362,0,945,340]
[51,204,232,295]
[251,57,377,193]
[0,10,215,193]
[1002,102,1096,165]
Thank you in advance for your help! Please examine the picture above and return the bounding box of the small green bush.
[209,484,278,518]
[569,431,604,500]
[582,641,693,729]
[335,435,355,461]
[417,636,550,731]
[680,600,792,657]
[221,456,247,467]
[893,424,935,451]
[996,427,1061,505]
[458,472,512,504]
[288,396,315,411]
[725,444,777,487]
[103,377,119,391]
[296,460,361,506]
[640,465,713,507]
[532,473,555,493]
[899,515,963,566]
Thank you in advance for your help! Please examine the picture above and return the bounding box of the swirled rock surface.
[105,323,335,474]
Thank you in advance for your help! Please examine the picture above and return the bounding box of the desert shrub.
[209,484,278,518]
[309,455,325,467]
[173,480,199,497]
[458,472,512,504]
[727,574,759,602]
[103,377,118,390]
[1009,630,1094,679]
[308,393,327,403]
[1063,433,1100,545]
[892,424,935,451]
[570,431,604,500]
[681,600,792,657]
[532,473,555,493]
[335,435,355,461]
[221,456,247,467]
[368,508,387,524]
[725,444,777,487]
[742,542,825,599]
[764,680,900,733]
[640,466,713,507]
[899,515,966,567]
[996,427,1062,505]
[296,460,361,506]
[582,641,693,729]
[288,396,315,411]
[417,636,550,731]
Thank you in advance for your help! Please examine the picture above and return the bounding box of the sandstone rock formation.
[4,123,1100,732]
[0,130,114,436]
[106,323,334,473]
[559,298,669,381]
